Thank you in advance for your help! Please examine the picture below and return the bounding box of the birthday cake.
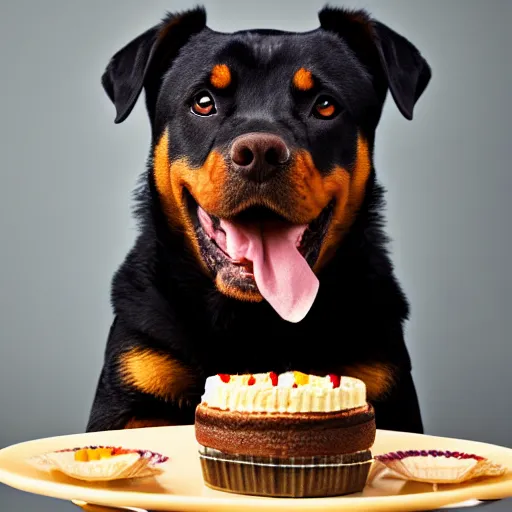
[195,371,375,497]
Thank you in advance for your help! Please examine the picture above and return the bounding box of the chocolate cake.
[194,371,376,497]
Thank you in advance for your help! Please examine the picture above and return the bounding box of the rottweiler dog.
[87,6,431,434]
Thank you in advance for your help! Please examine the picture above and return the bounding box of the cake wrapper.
[371,450,506,487]
[198,445,372,498]
[29,446,168,482]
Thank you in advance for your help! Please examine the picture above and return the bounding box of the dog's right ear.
[102,7,207,123]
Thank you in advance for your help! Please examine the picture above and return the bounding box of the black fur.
[87,6,431,433]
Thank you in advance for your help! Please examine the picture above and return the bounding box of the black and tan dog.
[87,6,431,434]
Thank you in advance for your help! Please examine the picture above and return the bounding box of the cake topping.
[70,446,166,462]
[56,446,168,464]
[201,371,367,413]
[293,371,309,386]
[329,374,341,388]
[74,447,115,461]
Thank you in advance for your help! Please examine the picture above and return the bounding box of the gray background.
[1,0,511,510]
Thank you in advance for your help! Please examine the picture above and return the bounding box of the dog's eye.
[192,92,216,116]
[313,96,338,119]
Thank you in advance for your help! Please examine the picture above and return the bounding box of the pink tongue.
[198,207,319,322]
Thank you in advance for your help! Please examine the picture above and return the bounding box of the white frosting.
[200,372,367,413]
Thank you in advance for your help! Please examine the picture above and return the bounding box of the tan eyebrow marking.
[210,64,231,89]
[293,67,314,91]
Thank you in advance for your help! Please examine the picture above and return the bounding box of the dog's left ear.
[318,7,431,120]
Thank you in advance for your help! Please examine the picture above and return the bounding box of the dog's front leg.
[86,318,200,432]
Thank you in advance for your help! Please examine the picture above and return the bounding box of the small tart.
[29,445,168,482]
[372,450,507,485]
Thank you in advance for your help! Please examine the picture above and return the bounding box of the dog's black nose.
[230,133,290,183]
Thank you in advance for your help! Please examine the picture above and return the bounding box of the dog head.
[102,6,431,322]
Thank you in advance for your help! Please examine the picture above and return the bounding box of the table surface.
[1,485,511,512]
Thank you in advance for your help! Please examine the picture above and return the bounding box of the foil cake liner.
[198,445,372,497]
[29,445,168,482]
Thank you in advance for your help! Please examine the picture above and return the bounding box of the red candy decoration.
[292,383,298,388]
[111,447,131,456]
[218,374,230,383]
[329,374,341,388]
[248,375,256,386]
[269,372,278,386]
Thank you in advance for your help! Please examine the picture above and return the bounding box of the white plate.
[0,425,511,511]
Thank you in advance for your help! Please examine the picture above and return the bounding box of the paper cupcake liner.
[198,445,372,497]
[372,450,506,485]
[29,445,168,482]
